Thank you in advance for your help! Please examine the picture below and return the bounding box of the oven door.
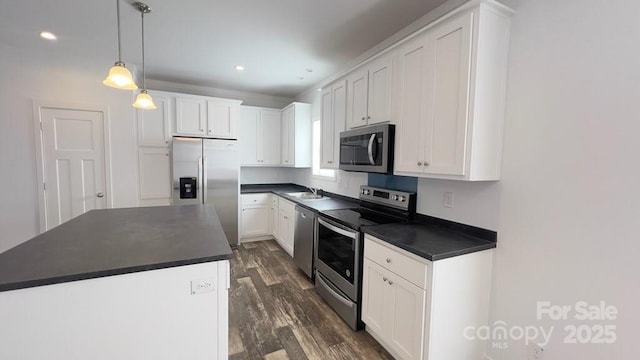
[315,217,360,301]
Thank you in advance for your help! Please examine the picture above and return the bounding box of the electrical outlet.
[527,343,544,360]
[443,192,454,208]
[191,278,216,295]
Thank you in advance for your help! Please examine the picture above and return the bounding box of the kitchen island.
[0,205,232,360]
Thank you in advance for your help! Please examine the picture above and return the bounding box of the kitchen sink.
[286,192,329,200]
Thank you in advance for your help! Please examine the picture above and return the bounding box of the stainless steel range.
[314,185,416,330]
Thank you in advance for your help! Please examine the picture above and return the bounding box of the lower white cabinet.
[276,197,295,256]
[271,196,280,240]
[240,194,271,238]
[362,234,493,360]
[138,148,171,206]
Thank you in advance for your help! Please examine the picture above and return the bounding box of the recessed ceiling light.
[235,65,244,71]
[40,31,57,40]
[317,88,322,92]
[297,76,304,80]
[305,68,313,73]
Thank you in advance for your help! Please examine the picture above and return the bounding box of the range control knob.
[398,196,406,202]
[392,195,399,201]
[362,189,371,195]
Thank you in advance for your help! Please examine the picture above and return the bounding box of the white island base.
[0,260,229,360]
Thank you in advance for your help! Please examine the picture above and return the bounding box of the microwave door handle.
[367,134,376,165]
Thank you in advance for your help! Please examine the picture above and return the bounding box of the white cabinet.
[346,54,393,129]
[362,239,426,360]
[239,106,281,165]
[137,148,171,205]
[320,80,346,169]
[137,92,171,147]
[175,95,242,138]
[207,99,241,139]
[240,194,271,238]
[276,197,295,256]
[362,234,494,360]
[394,4,512,180]
[271,196,280,240]
[281,102,312,168]
[175,96,207,136]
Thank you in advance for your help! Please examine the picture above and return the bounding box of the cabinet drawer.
[242,193,270,205]
[272,195,279,207]
[364,235,428,289]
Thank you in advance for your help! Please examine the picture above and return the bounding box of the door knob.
[97,192,104,198]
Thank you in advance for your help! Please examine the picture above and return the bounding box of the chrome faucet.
[307,187,318,196]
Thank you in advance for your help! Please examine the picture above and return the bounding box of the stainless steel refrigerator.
[172,137,239,247]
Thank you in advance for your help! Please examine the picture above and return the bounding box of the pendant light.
[133,2,156,109]
[103,0,138,90]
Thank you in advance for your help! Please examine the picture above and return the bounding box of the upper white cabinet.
[239,106,281,165]
[207,99,242,139]
[346,54,393,129]
[175,96,207,136]
[320,80,347,169]
[394,2,512,180]
[281,102,312,168]
[137,92,171,147]
[175,95,242,138]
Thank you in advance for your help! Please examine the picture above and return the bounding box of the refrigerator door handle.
[198,156,204,202]
[202,156,208,202]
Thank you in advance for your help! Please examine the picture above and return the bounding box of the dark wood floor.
[229,240,393,360]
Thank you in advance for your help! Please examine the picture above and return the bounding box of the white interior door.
[39,107,107,230]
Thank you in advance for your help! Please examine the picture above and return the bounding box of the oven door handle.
[317,273,355,308]
[318,218,357,239]
[367,133,376,165]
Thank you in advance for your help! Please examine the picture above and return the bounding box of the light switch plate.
[191,278,216,295]
[443,192,454,208]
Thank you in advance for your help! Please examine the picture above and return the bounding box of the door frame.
[32,100,114,232]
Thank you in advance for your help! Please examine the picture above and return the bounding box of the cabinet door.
[207,99,238,139]
[138,148,171,200]
[425,12,473,176]
[319,87,334,168]
[175,97,206,136]
[271,204,280,240]
[278,209,291,254]
[394,34,431,174]
[241,205,270,237]
[346,68,369,129]
[137,94,171,147]
[388,272,426,360]
[362,258,389,337]
[239,107,259,165]
[367,55,393,125]
[281,106,294,166]
[260,109,282,165]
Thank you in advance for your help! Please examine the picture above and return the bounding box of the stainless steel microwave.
[339,123,395,174]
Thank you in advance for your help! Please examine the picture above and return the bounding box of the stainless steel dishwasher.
[293,205,316,279]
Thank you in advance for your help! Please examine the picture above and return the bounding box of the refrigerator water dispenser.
[179,177,198,199]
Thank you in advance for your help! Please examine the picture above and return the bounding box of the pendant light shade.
[103,61,138,89]
[104,0,138,90]
[132,2,156,110]
[133,90,156,109]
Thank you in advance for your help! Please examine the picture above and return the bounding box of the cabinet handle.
[208,129,212,133]
[361,117,365,121]
[383,277,388,282]
[165,141,169,144]
[417,161,422,166]
[367,116,371,120]
[386,258,391,263]
[284,216,288,219]
[388,280,394,286]
[424,161,429,166]
[165,153,169,156]
[199,128,204,132]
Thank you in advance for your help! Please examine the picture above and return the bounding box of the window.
[312,120,336,179]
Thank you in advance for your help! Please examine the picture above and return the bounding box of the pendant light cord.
[141,9,146,90]
[116,0,122,63]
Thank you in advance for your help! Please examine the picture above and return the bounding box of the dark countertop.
[0,205,233,292]
[362,216,497,261]
[241,183,360,212]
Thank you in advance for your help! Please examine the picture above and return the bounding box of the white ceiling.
[1,0,450,97]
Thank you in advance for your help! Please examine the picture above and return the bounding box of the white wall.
[240,167,308,185]
[486,0,639,358]
[0,43,139,253]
